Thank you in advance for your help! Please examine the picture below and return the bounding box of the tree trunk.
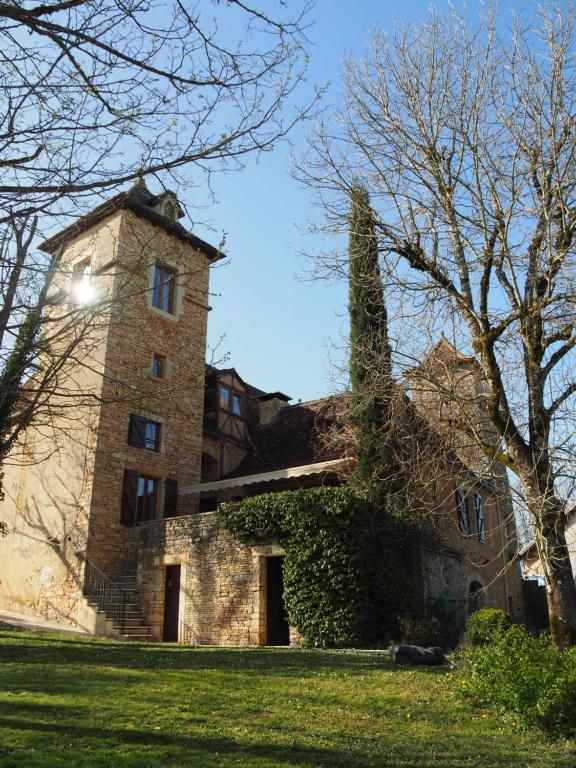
[533,500,576,649]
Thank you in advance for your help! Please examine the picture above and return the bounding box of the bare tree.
[0,1,314,495]
[297,3,576,647]
[0,0,314,222]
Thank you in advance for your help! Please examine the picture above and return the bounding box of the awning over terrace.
[181,458,352,495]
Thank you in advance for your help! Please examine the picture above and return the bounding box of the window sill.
[128,445,164,456]
[148,304,180,322]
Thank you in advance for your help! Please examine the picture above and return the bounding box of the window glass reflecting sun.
[72,279,96,304]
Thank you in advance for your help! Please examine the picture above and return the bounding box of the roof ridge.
[39,182,223,261]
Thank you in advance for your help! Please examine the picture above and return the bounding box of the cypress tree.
[347,184,414,640]
[348,182,394,500]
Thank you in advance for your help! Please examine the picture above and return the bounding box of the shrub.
[463,608,512,647]
[458,624,576,738]
[220,487,415,648]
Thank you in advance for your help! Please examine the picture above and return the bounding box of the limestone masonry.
[0,181,526,643]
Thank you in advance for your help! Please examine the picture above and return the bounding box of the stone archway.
[468,579,485,614]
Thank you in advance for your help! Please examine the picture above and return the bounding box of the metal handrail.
[82,556,128,634]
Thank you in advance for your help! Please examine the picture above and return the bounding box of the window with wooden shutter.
[128,415,147,448]
[136,476,158,522]
[128,415,161,451]
[164,478,178,519]
[455,488,470,535]
[120,469,139,526]
[474,493,485,543]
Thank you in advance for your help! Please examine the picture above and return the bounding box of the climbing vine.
[220,486,416,647]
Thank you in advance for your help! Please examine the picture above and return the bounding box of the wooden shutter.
[128,415,146,448]
[475,493,485,543]
[455,488,469,534]
[164,478,178,519]
[120,469,139,526]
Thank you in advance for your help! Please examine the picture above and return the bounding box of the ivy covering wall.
[220,486,416,648]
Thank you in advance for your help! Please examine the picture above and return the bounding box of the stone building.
[522,510,576,594]
[0,182,524,644]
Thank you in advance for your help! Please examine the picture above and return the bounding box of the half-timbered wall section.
[204,369,249,444]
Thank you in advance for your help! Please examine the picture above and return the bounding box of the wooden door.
[266,557,290,646]
[163,564,181,642]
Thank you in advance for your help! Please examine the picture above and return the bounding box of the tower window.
[152,263,176,314]
[121,471,173,525]
[137,476,158,522]
[71,257,94,304]
[151,353,166,379]
[144,421,161,451]
[128,414,161,452]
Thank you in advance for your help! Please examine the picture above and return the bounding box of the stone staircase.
[111,567,153,641]
[82,558,153,642]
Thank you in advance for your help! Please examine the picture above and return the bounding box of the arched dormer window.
[162,198,177,221]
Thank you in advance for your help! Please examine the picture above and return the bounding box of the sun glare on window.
[72,259,95,305]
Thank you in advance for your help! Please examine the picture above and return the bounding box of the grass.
[0,628,574,768]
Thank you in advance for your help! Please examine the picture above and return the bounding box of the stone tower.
[0,181,221,627]
[409,336,525,619]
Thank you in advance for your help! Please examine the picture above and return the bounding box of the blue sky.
[192,0,492,402]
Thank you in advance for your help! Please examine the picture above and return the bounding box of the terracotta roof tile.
[39,179,223,261]
[408,336,478,374]
[226,397,344,477]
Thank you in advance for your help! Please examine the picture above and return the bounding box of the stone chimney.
[257,392,291,425]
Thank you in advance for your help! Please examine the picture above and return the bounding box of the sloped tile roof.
[409,336,478,375]
[39,179,223,261]
[226,397,345,477]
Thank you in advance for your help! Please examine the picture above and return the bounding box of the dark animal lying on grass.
[389,644,445,667]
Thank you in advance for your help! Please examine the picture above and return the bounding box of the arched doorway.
[468,580,485,614]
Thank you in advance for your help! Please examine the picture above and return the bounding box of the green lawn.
[0,628,573,768]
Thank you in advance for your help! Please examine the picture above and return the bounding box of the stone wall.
[136,512,299,646]
[425,477,524,622]
[201,433,249,479]
[0,397,96,626]
[0,214,115,624]
[137,512,260,644]
[409,347,525,620]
